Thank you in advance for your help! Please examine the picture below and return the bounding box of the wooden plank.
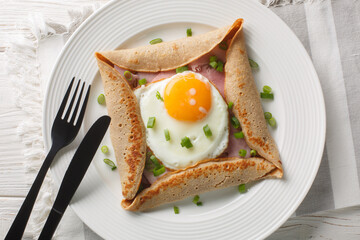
[0,197,24,238]
[269,206,360,239]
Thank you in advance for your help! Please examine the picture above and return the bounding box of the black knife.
[38,115,111,240]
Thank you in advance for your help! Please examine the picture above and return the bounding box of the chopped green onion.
[164,129,171,141]
[250,149,257,157]
[186,28,192,37]
[209,61,218,69]
[101,145,109,154]
[150,38,163,45]
[234,131,244,139]
[174,206,179,214]
[192,195,200,204]
[238,184,247,193]
[209,56,218,62]
[150,155,161,168]
[264,112,272,120]
[97,94,105,105]
[219,41,228,50]
[145,158,154,170]
[156,91,164,101]
[228,101,234,109]
[196,202,203,206]
[203,124,212,138]
[216,60,224,72]
[139,78,147,85]
[263,85,272,93]
[153,165,166,176]
[260,92,274,99]
[104,159,117,170]
[181,136,193,149]
[176,66,188,73]
[268,117,277,127]
[238,149,247,157]
[147,117,156,128]
[231,117,240,129]
[248,58,259,69]
[123,71,132,81]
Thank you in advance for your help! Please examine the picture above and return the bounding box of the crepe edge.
[95,19,243,72]
[96,58,146,200]
[121,157,276,211]
[224,25,283,177]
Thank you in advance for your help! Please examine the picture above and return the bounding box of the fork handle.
[5,145,59,240]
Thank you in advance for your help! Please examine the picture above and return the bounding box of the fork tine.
[64,79,81,121]
[69,81,85,124]
[75,85,91,128]
[56,77,75,119]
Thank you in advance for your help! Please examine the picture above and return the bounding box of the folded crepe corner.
[95,18,283,211]
[96,58,146,200]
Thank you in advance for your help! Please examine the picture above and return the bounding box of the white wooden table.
[1,1,359,239]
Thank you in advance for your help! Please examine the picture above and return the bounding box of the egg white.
[134,71,229,170]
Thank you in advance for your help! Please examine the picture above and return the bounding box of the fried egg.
[134,71,228,170]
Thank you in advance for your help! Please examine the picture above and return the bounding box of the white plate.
[43,0,326,239]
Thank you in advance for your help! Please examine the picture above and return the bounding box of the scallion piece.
[209,56,218,63]
[209,61,218,69]
[150,155,161,168]
[147,117,156,128]
[231,117,240,129]
[228,101,234,109]
[268,117,277,127]
[250,149,257,157]
[123,71,132,81]
[139,78,147,85]
[260,92,274,99]
[164,129,170,141]
[264,112,272,120]
[203,124,212,138]
[103,159,117,170]
[176,66,188,73]
[181,136,193,149]
[156,91,164,101]
[174,206,179,214]
[196,202,203,206]
[216,60,224,72]
[263,85,272,94]
[97,94,105,105]
[234,131,244,139]
[186,28,192,37]
[219,41,228,50]
[150,38,163,45]
[238,184,247,193]
[101,145,108,154]
[248,58,259,69]
[238,149,247,157]
[192,195,200,204]
[153,165,166,176]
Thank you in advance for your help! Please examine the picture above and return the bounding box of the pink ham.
[114,48,252,185]
[221,125,251,158]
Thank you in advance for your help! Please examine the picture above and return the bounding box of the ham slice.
[114,48,251,184]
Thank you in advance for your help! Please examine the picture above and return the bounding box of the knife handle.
[38,208,63,240]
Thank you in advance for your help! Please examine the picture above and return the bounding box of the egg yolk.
[164,73,212,121]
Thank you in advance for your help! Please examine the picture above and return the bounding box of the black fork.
[5,77,91,240]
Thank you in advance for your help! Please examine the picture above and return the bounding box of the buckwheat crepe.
[95,18,283,211]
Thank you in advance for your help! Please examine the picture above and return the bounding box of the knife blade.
[38,115,111,240]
